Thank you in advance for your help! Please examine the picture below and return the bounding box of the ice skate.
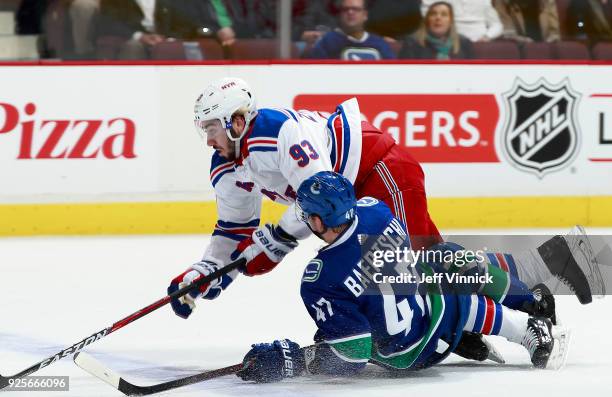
[521,317,554,369]
[537,226,605,304]
[522,283,557,325]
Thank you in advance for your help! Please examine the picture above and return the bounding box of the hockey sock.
[445,253,535,309]
[463,295,528,343]
[482,253,535,309]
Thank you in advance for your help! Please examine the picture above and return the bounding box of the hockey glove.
[167,261,221,319]
[236,339,304,383]
[231,224,298,276]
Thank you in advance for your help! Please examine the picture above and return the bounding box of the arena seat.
[95,36,124,60]
[592,42,612,60]
[198,39,224,60]
[151,39,224,60]
[227,39,299,60]
[472,41,521,59]
[521,42,554,60]
[151,41,186,60]
[389,40,402,57]
[552,41,590,59]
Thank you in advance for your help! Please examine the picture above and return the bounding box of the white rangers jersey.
[203,98,363,273]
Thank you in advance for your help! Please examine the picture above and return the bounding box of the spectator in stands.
[298,0,339,46]
[567,0,612,43]
[69,0,99,58]
[97,0,164,59]
[220,0,270,39]
[422,0,503,42]
[400,1,473,59]
[96,0,228,59]
[15,0,48,34]
[220,0,311,41]
[158,0,232,41]
[494,0,560,43]
[365,0,422,40]
[16,0,66,58]
[308,0,396,60]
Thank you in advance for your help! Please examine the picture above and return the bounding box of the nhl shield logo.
[501,79,581,176]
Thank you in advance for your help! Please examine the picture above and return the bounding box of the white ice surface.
[1,230,611,397]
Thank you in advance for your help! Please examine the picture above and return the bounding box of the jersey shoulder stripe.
[248,108,292,140]
[327,104,352,175]
[277,108,298,122]
[336,103,352,175]
[210,152,235,187]
[247,138,278,153]
[242,108,290,157]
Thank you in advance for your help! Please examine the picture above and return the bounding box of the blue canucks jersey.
[300,198,470,371]
[309,30,396,60]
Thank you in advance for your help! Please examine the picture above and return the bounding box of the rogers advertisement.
[294,94,500,163]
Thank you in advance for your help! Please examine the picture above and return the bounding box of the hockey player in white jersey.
[167,76,459,317]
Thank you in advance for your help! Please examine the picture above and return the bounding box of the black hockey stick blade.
[74,352,242,396]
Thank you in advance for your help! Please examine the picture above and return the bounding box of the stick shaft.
[0,258,245,389]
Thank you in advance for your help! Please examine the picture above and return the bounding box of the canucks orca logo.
[310,182,321,194]
[501,79,581,177]
[302,259,323,282]
[357,197,379,207]
[341,48,382,61]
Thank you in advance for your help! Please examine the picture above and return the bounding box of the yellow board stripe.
[428,196,612,229]
[0,196,611,236]
[0,201,287,236]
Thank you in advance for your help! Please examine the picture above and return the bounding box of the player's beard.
[219,128,239,161]
[227,140,238,161]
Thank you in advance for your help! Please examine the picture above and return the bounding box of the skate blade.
[547,326,571,370]
[567,226,606,299]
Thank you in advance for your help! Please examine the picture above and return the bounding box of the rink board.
[1,63,612,234]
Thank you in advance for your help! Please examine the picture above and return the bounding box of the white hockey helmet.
[194,77,257,142]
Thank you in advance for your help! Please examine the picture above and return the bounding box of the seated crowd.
[8,0,612,60]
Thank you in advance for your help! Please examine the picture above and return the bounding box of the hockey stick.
[74,352,242,396]
[0,258,245,390]
[74,344,317,396]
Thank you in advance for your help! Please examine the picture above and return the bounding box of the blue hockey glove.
[167,261,221,319]
[236,339,304,383]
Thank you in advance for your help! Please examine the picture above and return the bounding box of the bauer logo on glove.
[231,224,298,276]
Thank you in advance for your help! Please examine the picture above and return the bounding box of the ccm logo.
[0,102,137,160]
[294,94,500,163]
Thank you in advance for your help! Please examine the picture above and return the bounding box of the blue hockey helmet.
[296,171,356,228]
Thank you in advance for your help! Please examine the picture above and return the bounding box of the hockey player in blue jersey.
[234,172,563,382]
